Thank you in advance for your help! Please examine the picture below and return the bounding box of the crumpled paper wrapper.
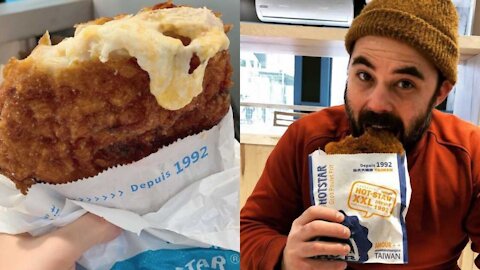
[0,108,239,270]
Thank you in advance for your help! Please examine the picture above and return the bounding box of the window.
[453,0,476,35]
[240,52,349,134]
[240,52,295,134]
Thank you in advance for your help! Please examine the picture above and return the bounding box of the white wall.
[471,0,480,35]
[330,57,349,106]
[0,40,26,64]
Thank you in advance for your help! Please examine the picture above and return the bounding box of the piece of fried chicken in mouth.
[325,128,404,155]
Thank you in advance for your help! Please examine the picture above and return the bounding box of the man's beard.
[344,86,437,152]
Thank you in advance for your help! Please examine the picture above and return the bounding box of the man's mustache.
[357,110,404,136]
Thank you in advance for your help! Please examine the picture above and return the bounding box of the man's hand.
[281,206,351,270]
[0,213,122,270]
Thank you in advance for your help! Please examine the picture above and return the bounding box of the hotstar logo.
[175,256,227,270]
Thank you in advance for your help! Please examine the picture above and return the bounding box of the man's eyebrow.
[351,56,375,69]
[393,66,425,80]
[351,56,425,80]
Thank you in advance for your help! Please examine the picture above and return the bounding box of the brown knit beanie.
[345,0,459,84]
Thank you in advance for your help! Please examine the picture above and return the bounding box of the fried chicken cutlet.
[0,2,233,193]
[325,128,404,154]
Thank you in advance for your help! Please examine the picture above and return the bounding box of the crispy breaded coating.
[0,3,232,193]
[325,128,404,154]
[0,51,232,193]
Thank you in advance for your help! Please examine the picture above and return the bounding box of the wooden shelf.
[241,22,347,58]
[240,133,281,146]
[459,35,480,60]
[241,22,480,61]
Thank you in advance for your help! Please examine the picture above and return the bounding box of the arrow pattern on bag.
[50,204,60,217]
[76,190,125,203]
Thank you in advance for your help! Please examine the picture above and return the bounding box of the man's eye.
[397,80,415,89]
[357,72,372,81]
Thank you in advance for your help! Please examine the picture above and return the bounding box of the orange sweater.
[240,105,480,270]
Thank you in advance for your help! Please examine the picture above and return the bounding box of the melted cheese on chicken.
[27,6,229,110]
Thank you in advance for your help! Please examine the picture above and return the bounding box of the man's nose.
[365,83,393,114]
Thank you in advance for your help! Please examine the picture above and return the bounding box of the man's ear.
[434,80,454,107]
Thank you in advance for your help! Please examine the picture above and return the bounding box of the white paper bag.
[309,150,411,264]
